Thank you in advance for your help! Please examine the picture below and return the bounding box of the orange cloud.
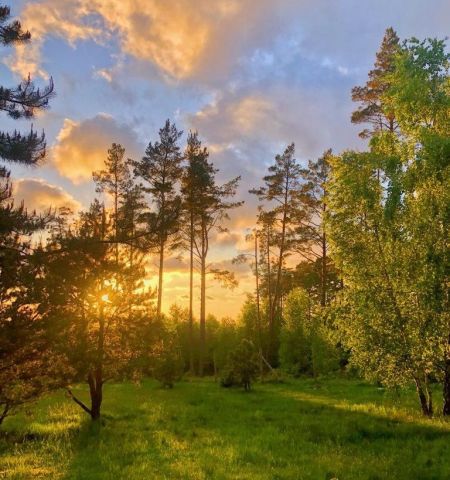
[13,178,82,213]
[51,114,140,184]
[9,0,279,81]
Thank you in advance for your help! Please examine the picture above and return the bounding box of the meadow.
[1,378,449,480]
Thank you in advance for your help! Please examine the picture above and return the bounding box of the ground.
[0,378,449,479]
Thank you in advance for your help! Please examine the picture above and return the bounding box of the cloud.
[8,0,290,82]
[51,114,141,184]
[187,84,365,234]
[190,88,363,161]
[13,178,82,213]
[10,0,450,83]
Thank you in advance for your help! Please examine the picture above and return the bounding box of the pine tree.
[133,120,184,317]
[0,5,54,166]
[183,136,242,375]
[0,4,56,425]
[351,27,400,138]
[299,149,337,307]
[93,143,133,265]
[250,143,304,366]
[39,200,149,420]
[181,132,208,373]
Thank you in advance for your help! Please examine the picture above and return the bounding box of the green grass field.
[1,378,449,479]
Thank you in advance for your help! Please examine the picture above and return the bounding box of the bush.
[279,288,340,377]
[220,339,259,391]
[152,341,183,388]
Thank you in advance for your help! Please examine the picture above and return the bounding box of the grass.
[1,378,449,479]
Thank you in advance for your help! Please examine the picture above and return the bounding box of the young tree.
[133,120,183,317]
[279,288,312,376]
[220,339,259,391]
[351,27,400,138]
[39,201,148,420]
[233,229,263,371]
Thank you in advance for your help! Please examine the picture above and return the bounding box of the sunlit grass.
[1,378,449,479]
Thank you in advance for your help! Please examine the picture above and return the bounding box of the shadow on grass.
[57,381,450,480]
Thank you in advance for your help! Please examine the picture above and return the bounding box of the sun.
[101,294,109,303]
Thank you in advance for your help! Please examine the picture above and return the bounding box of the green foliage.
[327,34,449,415]
[221,339,259,390]
[152,341,184,389]
[279,288,340,377]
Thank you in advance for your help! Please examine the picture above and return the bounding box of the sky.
[3,0,449,318]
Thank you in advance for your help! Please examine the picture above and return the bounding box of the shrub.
[220,339,259,391]
[152,341,183,388]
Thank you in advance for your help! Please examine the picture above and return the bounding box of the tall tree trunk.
[266,225,272,361]
[128,224,134,322]
[254,233,263,375]
[199,222,207,376]
[188,210,195,374]
[320,230,327,307]
[114,181,119,267]
[269,177,289,365]
[157,238,164,317]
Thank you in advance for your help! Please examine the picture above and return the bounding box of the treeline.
[0,5,448,424]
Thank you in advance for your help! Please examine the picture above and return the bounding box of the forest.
[0,3,449,479]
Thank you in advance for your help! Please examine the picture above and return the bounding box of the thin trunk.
[114,180,119,268]
[266,225,272,359]
[254,233,263,376]
[157,191,166,317]
[157,238,164,317]
[199,221,207,376]
[320,230,327,307]
[128,223,134,322]
[269,176,289,364]
[188,209,195,374]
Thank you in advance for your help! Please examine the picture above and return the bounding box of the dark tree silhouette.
[0,5,54,166]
